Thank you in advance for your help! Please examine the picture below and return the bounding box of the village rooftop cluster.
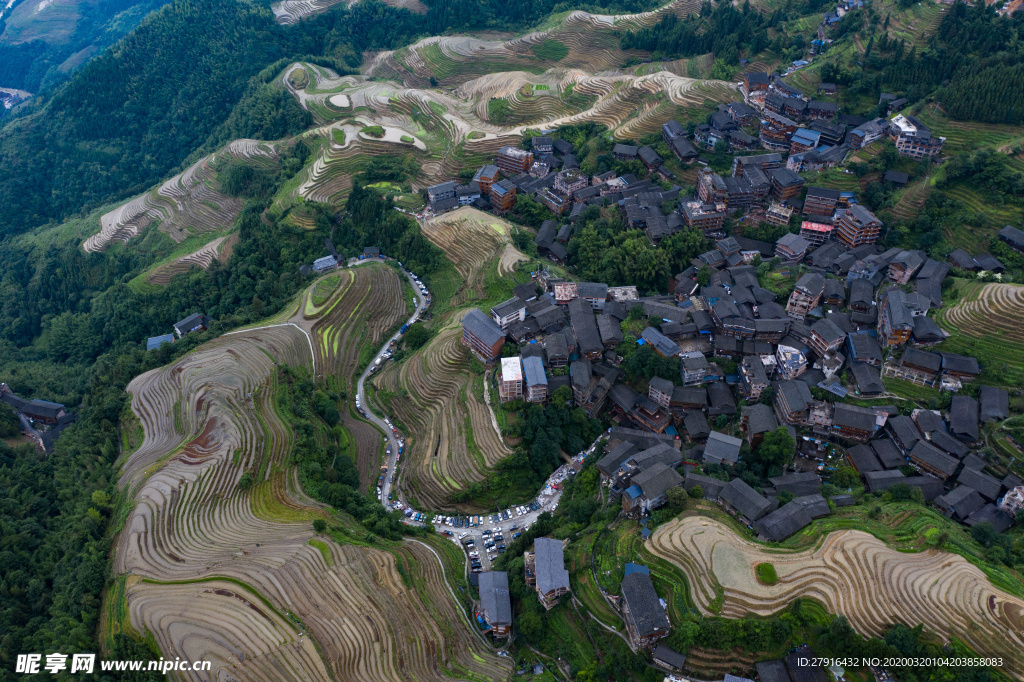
[460,212,1021,549]
[421,69,944,263]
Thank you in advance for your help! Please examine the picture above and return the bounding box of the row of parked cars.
[486,500,541,524]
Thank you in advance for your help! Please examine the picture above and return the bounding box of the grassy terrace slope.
[83,139,279,253]
[111,266,507,681]
[649,515,1024,677]
[373,320,510,511]
[371,208,525,510]
[935,280,1024,382]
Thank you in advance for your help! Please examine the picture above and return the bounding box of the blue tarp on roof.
[818,381,849,398]
[147,334,175,351]
[624,562,650,576]
[625,484,643,499]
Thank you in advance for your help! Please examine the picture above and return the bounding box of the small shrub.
[531,39,569,61]
[755,563,778,585]
[361,125,385,138]
[400,135,414,144]
[313,519,327,533]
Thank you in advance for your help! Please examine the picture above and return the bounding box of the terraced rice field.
[422,207,526,306]
[876,0,947,49]
[914,107,1024,157]
[936,281,1024,377]
[111,267,507,681]
[299,265,409,485]
[941,183,1024,235]
[84,140,278,253]
[276,9,736,206]
[146,234,238,285]
[649,516,1024,676]
[891,176,931,222]
[372,319,510,511]
[271,0,424,24]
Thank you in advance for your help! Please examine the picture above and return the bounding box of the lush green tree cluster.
[335,182,446,276]
[567,206,707,293]
[620,343,681,383]
[274,366,408,540]
[939,148,1024,203]
[837,2,1024,124]
[0,0,171,94]
[452,396,603,507]
[620,3,813,65]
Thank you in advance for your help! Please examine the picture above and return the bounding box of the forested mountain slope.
[0,0,171,93]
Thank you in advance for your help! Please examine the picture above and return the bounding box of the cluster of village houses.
[461,206,1023,546]
[464,210,1023,660]
[422,66,946,263]
[454,71,1024,661]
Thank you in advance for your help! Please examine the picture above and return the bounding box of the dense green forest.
[0,0,170,94]
[620,2,814,68]
[823,2,1024,123]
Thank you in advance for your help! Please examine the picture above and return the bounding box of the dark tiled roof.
[703,431,741,463]
[850,362,883,395]
[928,429,968,457]
[950,395,979,442]
[940,352,979,375]
[909,441,959,476]
[980,385,1009,422]
[534,537,570,595]
[756,660,793,682]
[462,308,505,347]
[598,442,637,477]
[720,478,774,521]
[756,498,814,542]
[653,643,687,669]
[901,347,941,372]
[743,403,778,435]
[620,572,669,638]
[847,444,882,472]
[935,485,985,520]
[864,469,905,492]
[832,403,877,433]
[685,472,727,498]
[768,471,821,496]
[957,467,1001,501]
[479,571,512,626]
